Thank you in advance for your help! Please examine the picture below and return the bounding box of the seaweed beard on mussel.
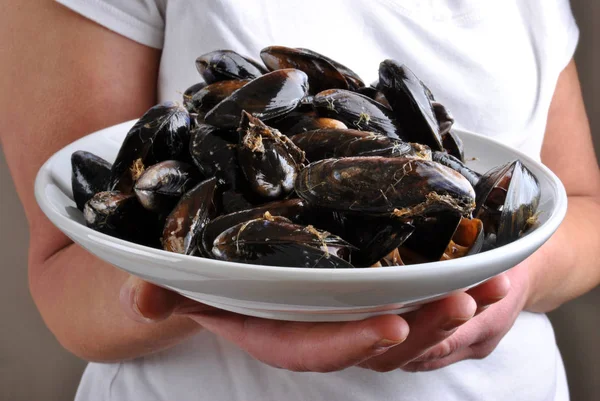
[109,102,191,194]
[237,111,305,199]
[211,214,355,268]
[295,157,476,219]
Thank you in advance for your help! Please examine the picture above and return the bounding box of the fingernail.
[441,317,470,331]
[374,338,404,351]
[120,278,154,323]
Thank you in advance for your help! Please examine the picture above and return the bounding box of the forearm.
[524,195,600,313]
[29,230,201,362]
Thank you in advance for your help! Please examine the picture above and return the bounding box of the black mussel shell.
[204,69,309,128]
[379,60,443,151]
[134,161,201,212]
[162,177,220,256]
[260,46,349,95]
[183,82,208,111]
[475,160,541,247]
[357,87,391,109]
[238,112,305,199]
[270,112,347,137]
[295,156,476,217]
[432,102,455,137]
[71,151,112,211]
[432,151,481,188]
[200,198,306,255]
[190,123,239,187]
[189,80,250,119]
[400,212,464,264]
[296,48,365,90]
[212,216,355,268]
[291,129,415,161]
[109,102,190,193]
[83,191,161,247]
[442,131,465,162]
[313,89,404,140]
[195,50,265,84]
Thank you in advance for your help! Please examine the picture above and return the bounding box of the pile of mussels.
[72,46,541,268]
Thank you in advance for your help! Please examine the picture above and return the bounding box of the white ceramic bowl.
[34,120,567,321]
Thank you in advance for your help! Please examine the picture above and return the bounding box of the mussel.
[212,214,355,268]
[196,50,266,84]
[189,80,250,120]
[189,123,239,186]
[290,129,417,162]
[109,102,190,193]
[200,198,307,255]
[270,111,348,136]
[296,48,365,90]
[261,46,349,95]
[71,151,112,211]
[313,89,404,140]
[295,156,476,217]
[183,82,208,111]
[474,160,541,247]
[83,191,161,246]
[204,69,309,128]
[162,177,220,255]
[238,112,305,199]
[432,151,481,188]
[378,60,443,151]
[134,161,201,212]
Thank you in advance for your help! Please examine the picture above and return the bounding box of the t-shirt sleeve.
[538,0,580,71]
[55,0,166,49]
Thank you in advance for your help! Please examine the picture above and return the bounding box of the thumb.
[119,276,208,323]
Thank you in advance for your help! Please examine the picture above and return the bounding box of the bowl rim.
[34,120,568,282]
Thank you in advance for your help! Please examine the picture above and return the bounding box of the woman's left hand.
[359,262,530,372]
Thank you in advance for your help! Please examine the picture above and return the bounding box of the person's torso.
[75,0,574,399]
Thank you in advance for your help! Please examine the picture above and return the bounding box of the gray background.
[1,2,598,400]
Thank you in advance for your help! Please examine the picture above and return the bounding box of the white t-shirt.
[55,1,578,400]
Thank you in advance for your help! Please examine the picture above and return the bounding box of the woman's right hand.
[121,275,509,372]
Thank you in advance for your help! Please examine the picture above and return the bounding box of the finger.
[190,311,409,373]
[467,273,511,314]
[120,276,214,323]
[402,345,474,372]
[358,292,477,372]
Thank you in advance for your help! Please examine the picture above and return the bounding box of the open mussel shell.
[134,161,201,212]
[432,102,454,137]
[200,199,307,255]
[441,217,485,260]
[190,123,239,187]
[195,50,266,84]
[71,151,112,211]
[260,46,349,95]
[109,102,190,193]
[313,89,404,140]
[296,48,365,90]
[238,112,305,199]
[442,131,465,162]
[212,215,355,268]
[475,160,541,247]
[357,87,391,109]
[379,249,404,267]
[432,151,481,188]
[378,60,443,151]
[295,156,476,217]
[162,177,220,256]
[291,129,416,162]
[400,213,483,264]
[189,80,250,120]
[183,82,208,111]
[84,191,161,247]
[204,69,309,128]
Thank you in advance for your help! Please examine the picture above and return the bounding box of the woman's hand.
[120,273,510,372]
